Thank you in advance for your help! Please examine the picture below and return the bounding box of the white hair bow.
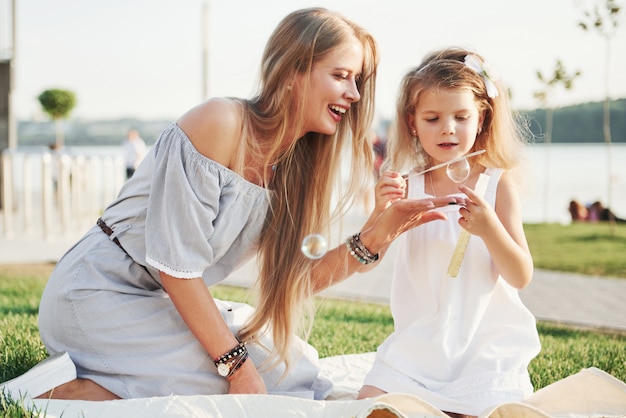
[464,54,499,98]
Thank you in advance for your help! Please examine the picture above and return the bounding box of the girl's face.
[293,36,363,137]
[409,87,484,166]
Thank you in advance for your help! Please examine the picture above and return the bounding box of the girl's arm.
[362,171,407,230]
[160,273,267,394]
[458,174,533,289]
[355,171,407,266]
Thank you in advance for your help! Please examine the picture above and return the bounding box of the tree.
[578,0,621,228]
[534,60,581,144]
[38,88,77,148]
[534,60,580,221]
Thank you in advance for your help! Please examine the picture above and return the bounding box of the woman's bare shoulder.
[176,98,243,167]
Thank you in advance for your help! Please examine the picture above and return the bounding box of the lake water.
[522,143,625,224]
[4,143,625,226]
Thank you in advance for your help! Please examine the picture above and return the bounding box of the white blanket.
[31,352,626,418]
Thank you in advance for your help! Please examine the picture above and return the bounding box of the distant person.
[372,136,387,179]
[569,200,626,224]
[588,201,626,223]
[122,128,147,178]
[48,142,61,191]
[358,47,541,417]
[569,199,589,222]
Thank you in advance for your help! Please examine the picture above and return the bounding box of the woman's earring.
[286,85,292,91]
[411,129,417,137]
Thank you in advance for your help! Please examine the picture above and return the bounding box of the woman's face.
[409,87,483,166]
[293,36,363,137]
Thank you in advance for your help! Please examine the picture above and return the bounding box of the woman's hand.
[160,273,269,393]
[362,195,464,254]
[226,360,267,394]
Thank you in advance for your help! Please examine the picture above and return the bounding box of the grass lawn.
[1,262,624,392]
[525,221,626,278]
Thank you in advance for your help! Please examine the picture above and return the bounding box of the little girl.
[358,47,541,417]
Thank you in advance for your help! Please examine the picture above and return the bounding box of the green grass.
[0,389,44,418]
[1,265,624,388]
[1,222,626,413]
[525,222,626,278]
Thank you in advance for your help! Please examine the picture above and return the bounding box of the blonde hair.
[235,8,378,371]
[386,47,529,180]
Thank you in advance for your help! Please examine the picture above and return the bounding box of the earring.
[286,85,292,91]
[411,129,417,137]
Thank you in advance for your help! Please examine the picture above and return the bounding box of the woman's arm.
[310,194,463,292]
[167,99,267,393]
[160,273,267,394]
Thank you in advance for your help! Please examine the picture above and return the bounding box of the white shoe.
[0,352,77,399]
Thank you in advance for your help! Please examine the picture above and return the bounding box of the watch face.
[217,363,230,377]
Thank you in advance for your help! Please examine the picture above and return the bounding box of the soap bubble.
[446,157,471,183]
[301,234,328,259]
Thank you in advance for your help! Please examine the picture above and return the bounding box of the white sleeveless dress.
[362,167,541,415]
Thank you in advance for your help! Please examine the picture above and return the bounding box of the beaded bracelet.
[346,232,379,265]
[214,340,249,378]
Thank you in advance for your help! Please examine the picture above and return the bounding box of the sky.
[6,0,626,122]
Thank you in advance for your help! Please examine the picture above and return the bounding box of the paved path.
[224,249,626,332]
[1,214,625,332]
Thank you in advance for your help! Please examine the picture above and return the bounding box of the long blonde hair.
[236,8,378,371]
[386,47,529,181]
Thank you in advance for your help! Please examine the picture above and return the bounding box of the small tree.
[38,89,77,149]
[534,60,580,221]
[534,60,581,145]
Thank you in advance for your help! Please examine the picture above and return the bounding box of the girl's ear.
[477,110,486,134]
[407,113,416,136]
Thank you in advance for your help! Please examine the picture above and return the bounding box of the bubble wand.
[447,172,490,277]
[412,150,485,178]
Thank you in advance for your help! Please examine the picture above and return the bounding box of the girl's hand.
[226,360,267,394]
[374,171,406,214]
[457,176,534,289]
[457,184,499,236]
[363,171,407,233]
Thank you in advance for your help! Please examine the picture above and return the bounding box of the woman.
[2,8,460,401]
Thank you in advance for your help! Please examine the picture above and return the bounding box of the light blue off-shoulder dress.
[38,123,332,399]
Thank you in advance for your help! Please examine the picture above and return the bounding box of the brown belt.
[97,217,123,249]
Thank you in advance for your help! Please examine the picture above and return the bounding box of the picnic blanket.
[31,352,626,417]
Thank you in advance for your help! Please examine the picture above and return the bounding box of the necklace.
[429,171,437,197]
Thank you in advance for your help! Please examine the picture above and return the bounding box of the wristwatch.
[216,361,233,377]
[214,341,248,378]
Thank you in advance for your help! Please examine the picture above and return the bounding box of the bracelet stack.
[345,232,379,265]
[214,340,249,378]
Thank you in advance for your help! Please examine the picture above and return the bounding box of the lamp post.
[201,0,210,101]
[0,0,17,210]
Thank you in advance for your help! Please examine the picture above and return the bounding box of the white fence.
[1,147,125,240]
